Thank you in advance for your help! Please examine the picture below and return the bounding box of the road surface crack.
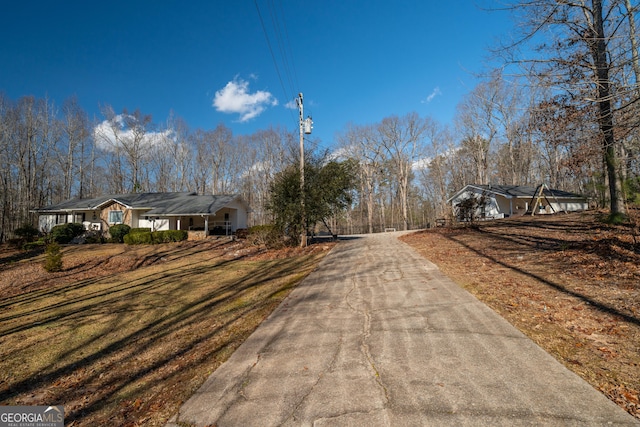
[347,266,390,404]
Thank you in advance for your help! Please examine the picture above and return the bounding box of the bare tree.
[207,124,233,194]
[170,116,194,192]
[378,113,429,230]
[240,127,290,225]
[95,106,153,193]
[500,0,637,216]
[59,96,90,199]
[455,73,510,186]
[421,124,456,220]
[191,124,238,195]
[336,123,386,233]
[0,96,63,238]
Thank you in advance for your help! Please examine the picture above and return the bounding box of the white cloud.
[412,157,432,171]
[422,87,442,104]
[213,77,278,122]
[93,114,174,152]
[284,99,298,109]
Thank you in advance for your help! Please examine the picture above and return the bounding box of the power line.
[254,0,289,100]
[268,0,297,98]
[254,0,299,127]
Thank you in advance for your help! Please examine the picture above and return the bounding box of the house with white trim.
[33,192,250,236]
[448,184,589,220]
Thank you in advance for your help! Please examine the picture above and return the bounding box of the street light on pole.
[296,93,312,247]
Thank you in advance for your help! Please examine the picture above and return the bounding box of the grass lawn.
[0,239,331,426]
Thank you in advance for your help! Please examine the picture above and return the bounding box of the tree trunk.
[592,0,625,216]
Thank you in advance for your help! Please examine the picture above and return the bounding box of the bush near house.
[8,224,41,249]
[109,224,131,243]
[130,227,152,234]
[50,223,85,244]
[124,230,187,245]
[155,230,188,243]
[246,224,283,248]
[14,224,40,241]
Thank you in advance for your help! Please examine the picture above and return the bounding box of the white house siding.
[130,210,141,228]
[226,199,249,229]
[38,215,57,233]
[550,201,589,213]
[156,218,170,231]
[451,189,501,219]
[38,210,96,232]
[138,217,153,230]
[35,193,251,236]
[137,217,170,231]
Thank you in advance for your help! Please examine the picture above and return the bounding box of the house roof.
[34,192,248,216]
[448,184,587,203]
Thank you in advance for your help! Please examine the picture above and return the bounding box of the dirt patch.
[401,210,640,419]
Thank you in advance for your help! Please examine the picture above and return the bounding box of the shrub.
[50,223,85,244]
[109,224,131,243]
[23,240,46,251]
[83,231,104,244]
[68,222,85,236]
[170,230,188,242]
[14,224,40,241]
[247,224,283,248]
[124,229,187,245]
[151,230,188,243]
[44,242,63,272]
[129,227,151,234]
[235,228,249,239]
[124,232,153,245]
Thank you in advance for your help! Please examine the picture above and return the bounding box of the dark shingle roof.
[34,192,245,215]
[145,194,239,216]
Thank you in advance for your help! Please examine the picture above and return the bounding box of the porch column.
[177,217,181,231]
[204,216,209,236]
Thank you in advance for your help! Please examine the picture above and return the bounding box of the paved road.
[167,232,639,426]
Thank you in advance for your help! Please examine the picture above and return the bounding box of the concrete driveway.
[167,232,639,426]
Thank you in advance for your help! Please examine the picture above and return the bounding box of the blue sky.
[0,1,513,148]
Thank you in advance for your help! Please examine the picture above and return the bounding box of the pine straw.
[401,210,640,419]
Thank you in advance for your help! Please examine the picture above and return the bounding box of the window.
[108,210,124,224]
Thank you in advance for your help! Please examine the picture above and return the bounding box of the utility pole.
[296,93,312,247]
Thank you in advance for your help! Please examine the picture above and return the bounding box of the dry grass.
[0,238,333,426]
[401,210,640,420]
[4,212,638,424]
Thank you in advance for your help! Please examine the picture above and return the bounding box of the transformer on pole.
[296,93,312,247]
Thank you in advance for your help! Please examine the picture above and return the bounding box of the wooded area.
[1,0,639,241]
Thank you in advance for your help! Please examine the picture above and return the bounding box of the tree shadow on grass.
[0,247,44,270]
[441,230,640,328]
[472,218,640,263]
[0,248,322,425]
[0,240,235,320]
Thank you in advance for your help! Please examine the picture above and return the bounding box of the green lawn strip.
[0,248,325,426]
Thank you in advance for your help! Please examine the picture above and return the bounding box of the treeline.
[335,68,639,233]
[2,0,639,241]
[336,0,640,232]
[0,95,299,241]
